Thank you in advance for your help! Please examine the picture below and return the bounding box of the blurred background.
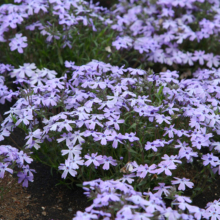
[0,0,119,8]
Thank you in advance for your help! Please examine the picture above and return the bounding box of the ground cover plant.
[0,0,122,75]
[1,0,220,219]
[109,0,220,77]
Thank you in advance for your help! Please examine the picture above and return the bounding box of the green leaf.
[128,123,136,130]
[128,148,138,154]
[34,37,44,46]
[137,179,147,186]
[11,114,17,124]
[50,167,54,176]
[157,85,164,96]
[76,183,83,188]
[147,153,161,158]
[125,114,132,121]
[57,49,63,65]
[124,111,134,116]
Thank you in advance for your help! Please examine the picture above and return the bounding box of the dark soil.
[0,99,220,219]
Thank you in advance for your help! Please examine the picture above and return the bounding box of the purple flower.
[103,107,121,118]
[58,131,85,146]
[163,207,181,220]
[17,150,33,165]
[114,82,128,93]
[25,129,42,145]
[202,153,218,167]
[61,144,82,159]
[206,199,220,212]
[171,177,194,191]
[69,155,84,169]
[87,118,103,130]
[95,190,121,204]
[93,133,114,145]
[178,147,198,162]
[73,211,98,220]
[175,129,190,138]
[124,132,139,142]
[9,33,28,53]
[112,36,132,50]
[192,138,209,150]
[134,164,156,178]
[192,50,206,65]
[101,156,117,170]
[162,103,179,115]
[112,133,125,149]
[42,94,59,107]
[50,119,75,132]
[127,68,146,76]
[3,14,19,29]
[0,129,10,141]
[205,208,220,220]
[204,53,219,68]
[67,130,85,145]
[126,195,149,207]
[58,159,77,179]
[172,195,198,213]
[0,162,13,178]
[134,37,151,54]
[153,183,172,197]
[17,172,33,187]
[161,154,182,165]
[106,116,124,130]
[15,112,33,126]
[155,161,176,176]
[163,125,176,138]
[155,114,171,124]
[116,205,136,219]
[22,165,36,177]
[145,141,161,152]
[26,140,42,150]
[84,153,103,167]
[118,174,135,184]
[212,159,220,175]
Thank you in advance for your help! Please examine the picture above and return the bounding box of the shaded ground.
[0,163,91,220]
[1,100,220,220]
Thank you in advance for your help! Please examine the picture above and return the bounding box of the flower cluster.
[110,0,220,74]
[0,0,118,74]
[0,58,220,218]
[0,0,220,219]
[73,179,217,220]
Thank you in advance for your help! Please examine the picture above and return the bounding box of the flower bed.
[1,0,220,219]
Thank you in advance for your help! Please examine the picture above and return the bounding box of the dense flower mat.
[1,0,220,219]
